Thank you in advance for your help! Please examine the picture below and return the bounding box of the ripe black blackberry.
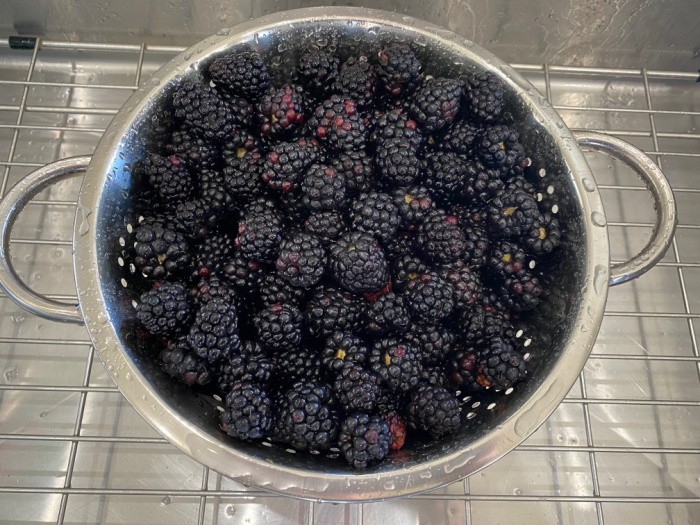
[297,49,339,94]
[334,364,381,412]
[522,212,562,254]
[322,331,368,373]
[330,149,374,193]
[194,231,233,278]
[376,137,421,187]
[333,55,377,108]
[301,164,347,211]
[254,302,303,351]
[407,384,461,437]
[365,292,411,335]
[461,159,504,203]
[258,273,307,308]
[303,211,346,246]
[447,347,485,392]
[440,259,483,311]
[273,381,339,452]
[329,232,388,295]
[258,84,306,137]
[221,129,258,167]
[220,381,272,441]
[174,199,216,239]
[392,254,428,291]
[187,297,240,365]
[136,282,191,337]
[223,253,266,294]
[260,138,320,193]
[133,221,192,280]
[422,151,467,204]
[307,95,366,151]
[421,365,450,388]
[460,306,515,345]
[272,347,322,388]
[349,192,400,243]
[208,50,271,100]
[487,240,528,279]
[416,210,466,264]
[369,337,423,392]
[478,336,527,390]
[199,169,233,213]
[275,231,327,289]
[172,78,237,140]
[498,269,543,311]
[223,149,266,203]
[463,224,490,269]
[405,273,455,323]
[234,210,283,263]
[166,128,219,171]
[339,413,392,469]
[143,153,193,202]
[191,274,237,309]
[214,341,274,395]
[305,286,363,337]
[406,324,455,363]
[476,125,527,173]
[370,108,421,147]
[486,185,540,238]
[462,72,504,123]
[159,337,213,386]
[243,196,281,217]
[392,186,435,228]
[384,231,415,262]
[434,119,479,155]
[376,43,422,97]
[409,77,462,131]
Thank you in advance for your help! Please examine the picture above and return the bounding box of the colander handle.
[0,156,91,324]
[575,132,678,286]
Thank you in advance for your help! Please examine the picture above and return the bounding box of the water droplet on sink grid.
[591,211,606,227]
[582,178,596,192]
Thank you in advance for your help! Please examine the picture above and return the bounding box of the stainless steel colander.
[0,7,677,501]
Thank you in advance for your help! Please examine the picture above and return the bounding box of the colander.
[0,7,677,501]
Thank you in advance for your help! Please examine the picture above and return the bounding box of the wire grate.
[0,38,698,524]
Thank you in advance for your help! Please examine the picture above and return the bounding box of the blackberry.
[522,212,562,254]
[462,160,504,203]
[376,43,421,97]
[462,72,504,123]
[369,338,423,393]
[440,259,482,311]
[159,337,213,386]
[376,137,421,187]
[243,196,281,217]
[133,221,192,280]
[199,169,233,213]
[303,211,346,246]
[322,331,368,373]
[218,94,254,129]
[191,274,237,307]
[223,253,266,293]
[405,273,455,323]
[333,56,377,108]
[498,269,542,311]
[330,149,374,193]
[392,254,428,291]
[339,413,392,469]
[334,364,381,412]
[221,129,259,164]
[195,231,233,278]
[386,412,407,451]
[392,186,435,229]
[307,95,366,151]
[365,292,410,336]
[173,78,237,140]
[273,381,339,452]
[215,342,273,395]
[329,232,388,295]
[234,210,283,263]
[453,202,488,227]
[409,77,462,131]
[463,224,490,269]
[422,151,467,204]
[260,138,319,192]
[370,108,421,146]
[136,282,191,337]
[478,336,527,389]
[297,50,339,93]
[384,231,415,262]
[258,84,306,137]
[421,365,449,388]
[272,347,322,388]
[166,128,219,171]
[277,190,310,225]
[223,149,266,202]
[407,384,461,437]
[486,186,539,238]
[220,381,272,441]
[301,164,347,211]
[258,273,307,308]
[143,153,193,202]
[275,231,326,289]
[407,324,455,364]
[305,286,363,337]
[487,240,528,279]
[349,192,400,243]
[187,297,240,365]
[416,210,466,264]
[447,347,484,392]
[174,199,216,239]
[476,125,527,173]
[434,119,479,155]
[254,302,303,351]
[460,305,515,345]
[208,50,271,99]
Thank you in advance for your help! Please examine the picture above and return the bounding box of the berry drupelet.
[476,125,528,173]
[486,185,540,239]
[460,305,515,345]
[462,224,491,269]
[333,364,381,412]
[208,50,271,100]
[477,336,527,390]
[254,302,303,351]
[136,282,191,337]
[220,381,272,441]
[166,128,219,172]
[392,254,429,291]
[416,210,466,264]
[258,84,306,137]
[407,384,461,437]
[370,108,421,147]
[498,269,543,311]
[307,95,366,151]
[349,192,401,243]
[194,231,233,278]
[223,252,266,294]
[272,347,322,388]
[339,413,392,469]
[462,72,504,123]
[305,286,363,337]
[322,331,369,373]
[275,231,327,289]
[369,337,423,392]
[487,240,529,279]
[329,232,388,295]
[434,119,479,155]
[422,151,467,204]
[376,43,422,97]
[461,159,504,203]
[214,340,273,395]
[301,164,347,211]
[258,272,307,308]
[187,297,240,365]
[440,259,482,311]
[409,77,462,131]
[199,169,233,213]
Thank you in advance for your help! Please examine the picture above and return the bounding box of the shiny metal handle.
[0,156,91,323]
[575,131,677,286]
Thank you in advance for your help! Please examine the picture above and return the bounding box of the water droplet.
[151,77,160,85]
[5,367,18,382]
[591,211,606,227]
[593,265,608,295]
[513,487,523,495]
[582,178,595,192]
[125,372,133,380]
[581,324,589,333]
[76,200,91,236]
[160,495,171,506]
[225,505,236,517]
[10,314,26,324]
[216,27,230,36]
[419,471,432,479]
[97,312,108,324]
[383,480,395,490]
[555,121,564,129]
